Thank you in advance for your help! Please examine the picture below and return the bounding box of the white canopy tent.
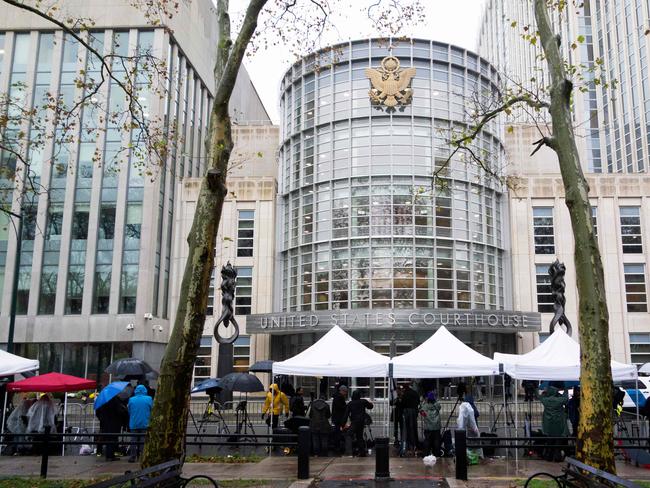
[272,325,390,377]
[0,350,39,450]
[390,325,501,378]
[0,349,39,376]
[494,327,637,381]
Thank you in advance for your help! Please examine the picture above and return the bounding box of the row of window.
[533,205,641,255]
[193,335,250,387]
[535,262,648,313]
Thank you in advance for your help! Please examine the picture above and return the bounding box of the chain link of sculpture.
[549,259,572,336]
[214,262,240,344]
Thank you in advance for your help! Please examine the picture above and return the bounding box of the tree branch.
[214,0,268,107]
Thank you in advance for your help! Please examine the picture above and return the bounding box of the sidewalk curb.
[446,478,468,488]
[288,479,315,488]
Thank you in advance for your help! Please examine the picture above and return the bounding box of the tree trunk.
[142,0,267,467]
[533,0,615,473]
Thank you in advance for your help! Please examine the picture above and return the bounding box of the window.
[624,264,647,312]
[535,264,554,313]
[539,333,550,343]
[233,336,250,373]
[235,267,252,315]
[630,334,650,365]
[591,206,598,237]
[533,207,554,254]
[620,207,642,253]
[206,268,215,315]
[193,336,212,386]
[236,210,254,257]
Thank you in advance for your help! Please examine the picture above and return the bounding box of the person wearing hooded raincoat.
[420,391,441,456]
[262,383,289,429]
[308,395,331,456]
[537,385,569,461]
[127,385,152,462]
[5,397,34,454]
[26,394,57,434]
[457,395,483,460]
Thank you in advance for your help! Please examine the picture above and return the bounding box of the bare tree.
[449,0,617,471]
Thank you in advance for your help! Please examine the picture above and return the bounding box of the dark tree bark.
[533,0,615,472]
[142,0,268,466]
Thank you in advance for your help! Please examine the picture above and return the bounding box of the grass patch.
[0,479,107,488]
[517,480,558,488]
[218,481,276,488]
[0,478,275,488]
[185,453,264,464]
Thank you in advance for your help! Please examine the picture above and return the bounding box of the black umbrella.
[105,358,157,378]
[220,372,264,393]
[249,360,275,373]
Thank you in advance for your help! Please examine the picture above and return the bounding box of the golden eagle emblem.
[364,56,416,108]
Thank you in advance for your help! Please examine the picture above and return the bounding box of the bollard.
[297,426,310,480]
[40,426,51,479]
[455,429,467,481]
[374,437,390,480]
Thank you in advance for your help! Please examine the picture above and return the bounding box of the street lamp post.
[6,209,22,354]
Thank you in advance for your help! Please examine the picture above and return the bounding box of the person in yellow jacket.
[262,383,290,429]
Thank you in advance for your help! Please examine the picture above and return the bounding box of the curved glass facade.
[278,39,508,313]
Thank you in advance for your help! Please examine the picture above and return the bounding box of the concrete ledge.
[289,479,315,488]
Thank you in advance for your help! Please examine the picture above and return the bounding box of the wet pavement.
[0,454,649,486]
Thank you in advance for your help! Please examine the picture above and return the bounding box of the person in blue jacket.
[127,384,153,462]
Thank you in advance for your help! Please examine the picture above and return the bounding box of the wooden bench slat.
[135,470,183,488]
[564,457,641,488]
[86,460,182,488]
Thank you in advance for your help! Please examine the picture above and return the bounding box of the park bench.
[524,456,641,488]
[86,459,218,488]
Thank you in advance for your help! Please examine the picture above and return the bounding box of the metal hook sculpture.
[214,262,240,344]
[548,259,572,336]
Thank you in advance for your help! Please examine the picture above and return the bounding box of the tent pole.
[634,375,641,430]
[502,372,508,462]
[515,379,518,470]
[62,393,68,457]
[0,391,7,450]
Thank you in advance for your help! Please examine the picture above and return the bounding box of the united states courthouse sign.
[246,308,541,334]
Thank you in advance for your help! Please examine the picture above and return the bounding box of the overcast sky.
[230,1,487,123]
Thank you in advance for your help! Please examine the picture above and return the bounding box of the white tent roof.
[0,349,39,376]
[272,325,389,377]
[494,328,637,381]
[390,326,501,378]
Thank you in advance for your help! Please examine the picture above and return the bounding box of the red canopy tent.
[7,372,96,392]
[5,373,96,456]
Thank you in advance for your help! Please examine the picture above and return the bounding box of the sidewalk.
[0,455,649,486]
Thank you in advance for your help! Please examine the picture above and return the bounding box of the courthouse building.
[243,39,542,396]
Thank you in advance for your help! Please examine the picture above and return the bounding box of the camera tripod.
[231,400,256,445]
[189,396,230,443]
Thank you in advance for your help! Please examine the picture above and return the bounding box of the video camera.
[522,380,539,402]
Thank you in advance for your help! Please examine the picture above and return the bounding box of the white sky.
[230,1,487,123]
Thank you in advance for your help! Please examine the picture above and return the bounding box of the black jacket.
[308,398,331,433]
[345,392,373,425]
[290,395,306,417]
[96,396,128,434]
[402,388,420,410]
[331,393,348,426]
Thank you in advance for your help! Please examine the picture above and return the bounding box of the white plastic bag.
[423,454,437,467]
[79,444,93,455]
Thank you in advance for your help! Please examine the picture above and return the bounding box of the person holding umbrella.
[262,383,289,429]
[95,387,128,461]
